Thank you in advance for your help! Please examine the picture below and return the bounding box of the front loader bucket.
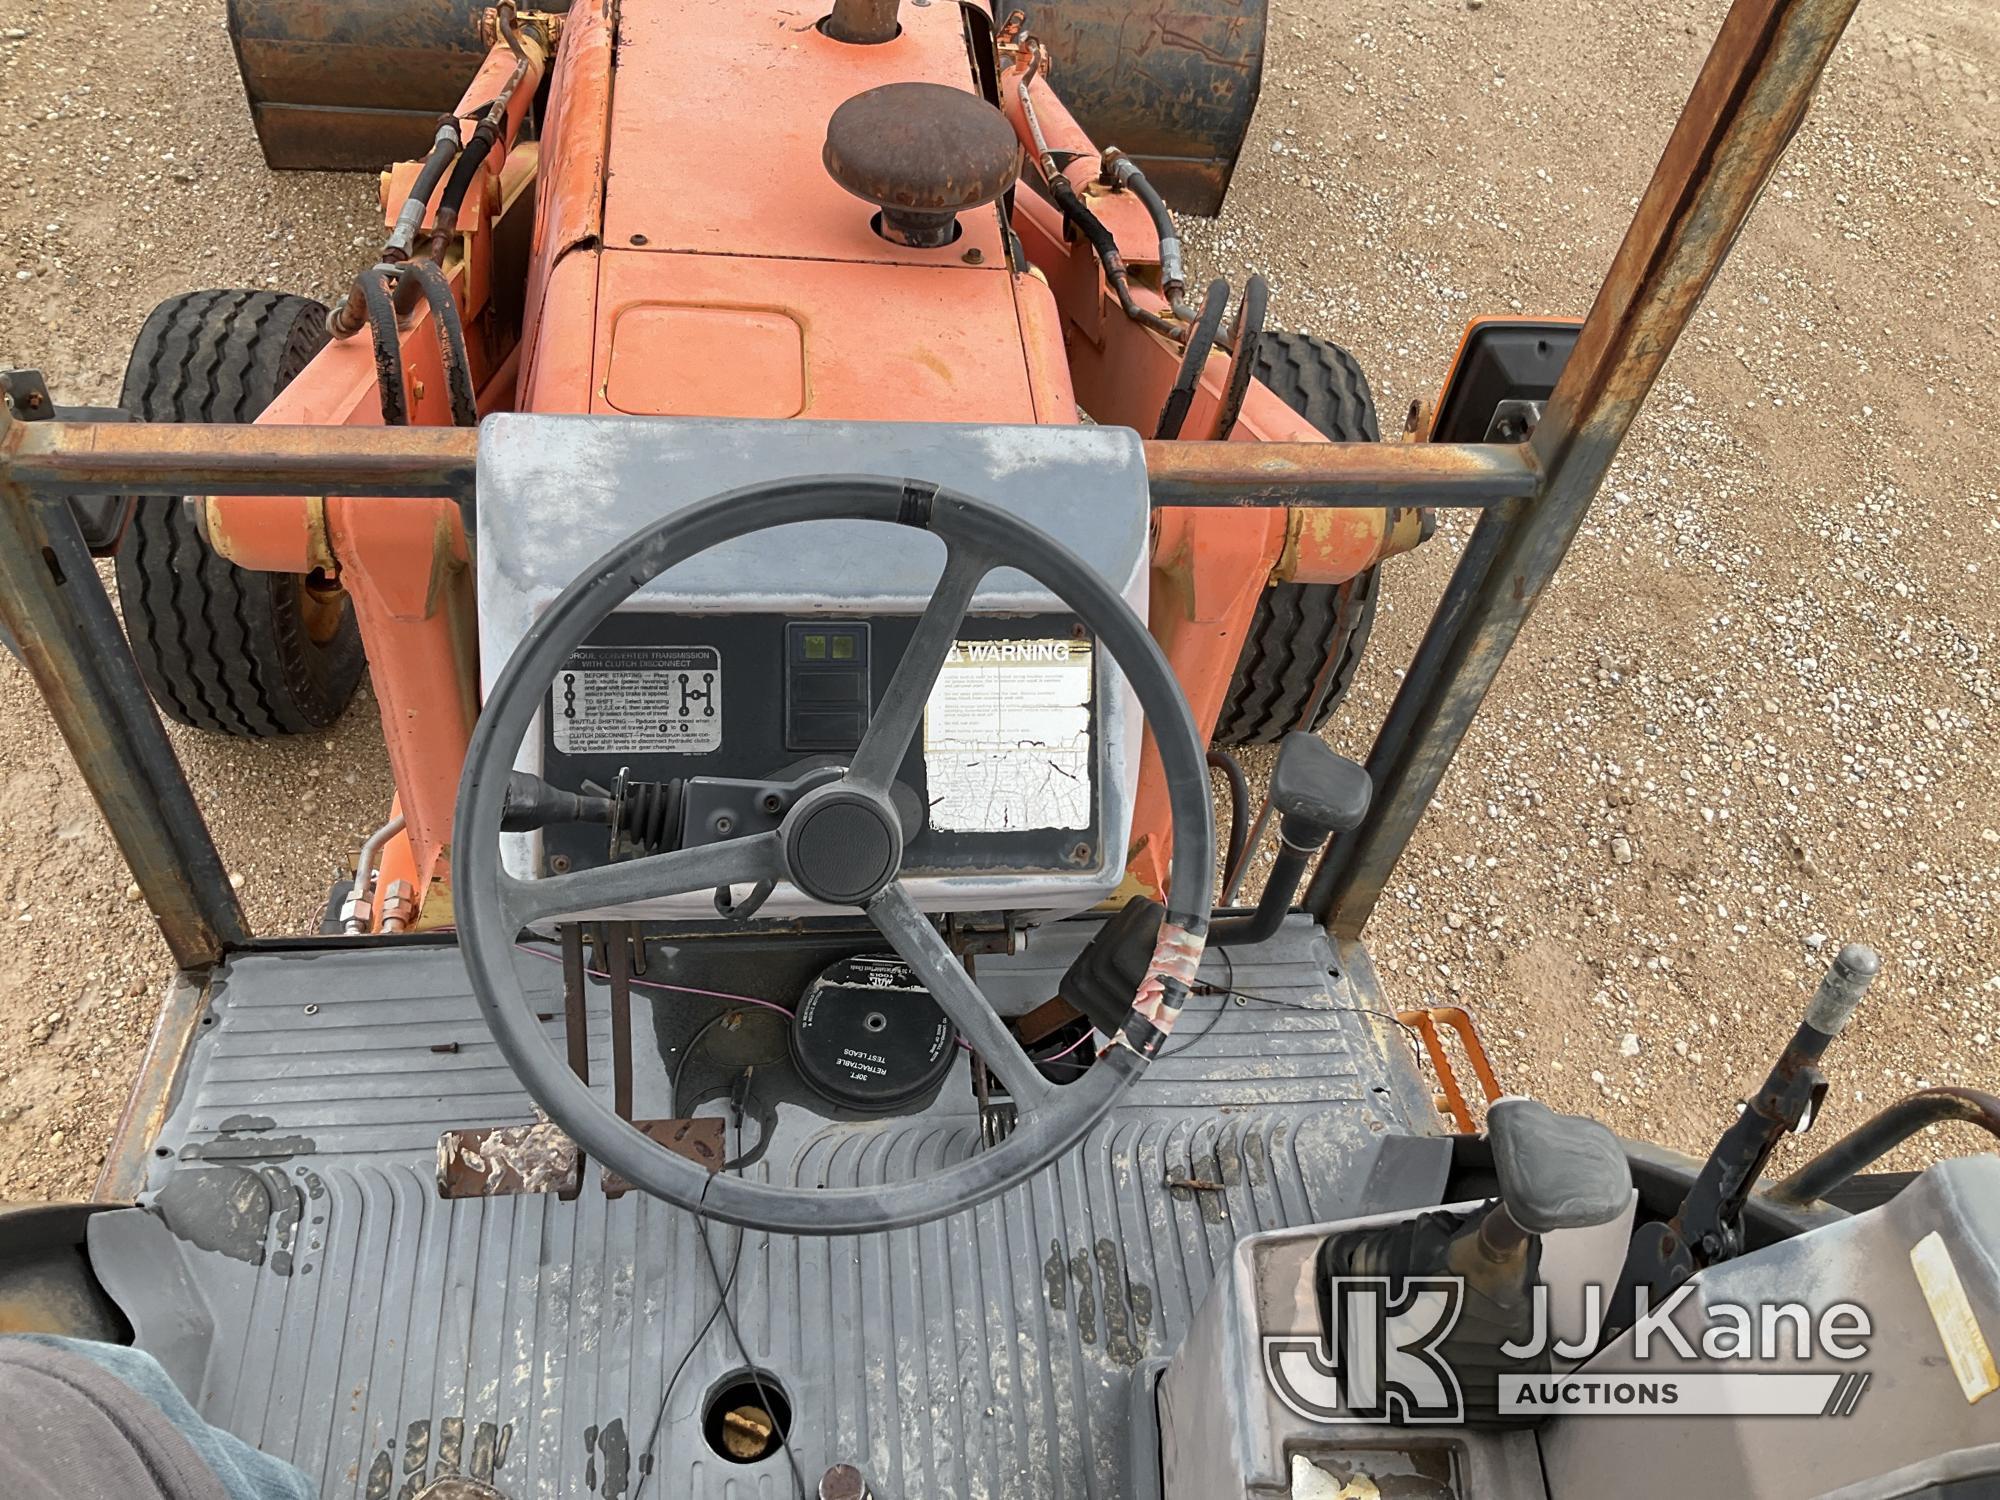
[226,0,494,170]
[1017,0,1267,216]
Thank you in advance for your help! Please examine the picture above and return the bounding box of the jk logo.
[1264,1277,1466,1425]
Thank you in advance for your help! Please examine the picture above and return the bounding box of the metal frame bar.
[1307,0,1861,935]
[0,478,248,967]
[0,0,1862,966]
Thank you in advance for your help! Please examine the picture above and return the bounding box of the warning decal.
[923,638,1092,833]
[550,644,722,755]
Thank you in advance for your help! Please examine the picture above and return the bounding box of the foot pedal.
[437,1121,582,1200]
[437,1116,725,1200]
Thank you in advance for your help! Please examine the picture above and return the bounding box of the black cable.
[1193,980,1421,1041]
[668,1010,774,1170]
[634,1219,742,1498]
[1160,949,1420,1059]
[1205,748,1249,895]
[699,1114,808,1500]
[1154,279,1228,440]
[1156,994,1230,1060]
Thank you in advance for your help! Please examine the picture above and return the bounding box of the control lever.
[1211,733,1370,949]
[1316,1097,1631,1423]
[500,770,614,832]
[1618,942,1880,1309]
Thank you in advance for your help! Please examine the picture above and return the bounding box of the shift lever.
[1616,942,1880,1315]
[1315,1097,1631,1423]
[1211,733,1370,948]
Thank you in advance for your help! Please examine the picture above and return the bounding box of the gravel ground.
[1,0,1994,1199]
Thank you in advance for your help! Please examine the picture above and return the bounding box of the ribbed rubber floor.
[105,929,1441,1500]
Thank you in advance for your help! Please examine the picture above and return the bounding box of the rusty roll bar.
[0,417,478,499]
[1769,1087,2000,1206]
[1142,438,1538,509]
[0,412,1540,514]
[0,473,249,968]
[1307,0,1865,936]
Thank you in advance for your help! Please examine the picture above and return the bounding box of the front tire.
[114,289,365,737]
[1211,331,1383,747]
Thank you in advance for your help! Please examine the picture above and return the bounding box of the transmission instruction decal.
[550,645,721,755]
[923,638,1092,832]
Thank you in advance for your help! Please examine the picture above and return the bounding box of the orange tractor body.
[206,0,1424,927]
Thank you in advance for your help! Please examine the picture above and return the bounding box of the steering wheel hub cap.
[782,783,903,906]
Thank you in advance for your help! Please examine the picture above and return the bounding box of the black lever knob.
[1267,732,1371,845]
[1488,1096,1632,1233]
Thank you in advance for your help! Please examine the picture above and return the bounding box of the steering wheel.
[454,475,1214,1234]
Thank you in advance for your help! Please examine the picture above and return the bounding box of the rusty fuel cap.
[823,82,1021,248]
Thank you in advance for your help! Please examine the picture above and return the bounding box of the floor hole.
[703,1369,791,1464]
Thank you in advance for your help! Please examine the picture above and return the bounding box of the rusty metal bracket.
[1398,1005,1503,1134]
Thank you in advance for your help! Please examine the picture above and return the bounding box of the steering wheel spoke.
[845,546,990,793]
[501,829,785,929]
[867,883,1052,1109]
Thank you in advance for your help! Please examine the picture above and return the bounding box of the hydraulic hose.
[1211,273,1269,440]
[394,259,480,428]
[1017,75,1181,342]
[356,266,409,426]
[431,124,498,250]
[340,813,408,935]
[330,119,460,338]
[1155,279,1228,440]
[1102,152,1189,320]
[384,118,462,261]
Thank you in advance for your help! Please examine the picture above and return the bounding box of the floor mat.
[98,925,1444,1499]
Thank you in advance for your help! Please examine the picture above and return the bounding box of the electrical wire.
[699,1115,808,1499]
[1037,1028,1095,1064]
[1157,948,1422,1060]
[633,1218,742,1498]
[512,941,798,1020]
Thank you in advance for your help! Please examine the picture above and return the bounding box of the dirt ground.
[0,0,1994,1200]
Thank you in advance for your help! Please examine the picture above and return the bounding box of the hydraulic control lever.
[1316,1097,1631,1423]
[1211,733,1370,949]
[1618,942,1881,1309]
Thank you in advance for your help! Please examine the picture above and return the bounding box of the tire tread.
[113,289,362,738]
[1212,331,1384,746]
